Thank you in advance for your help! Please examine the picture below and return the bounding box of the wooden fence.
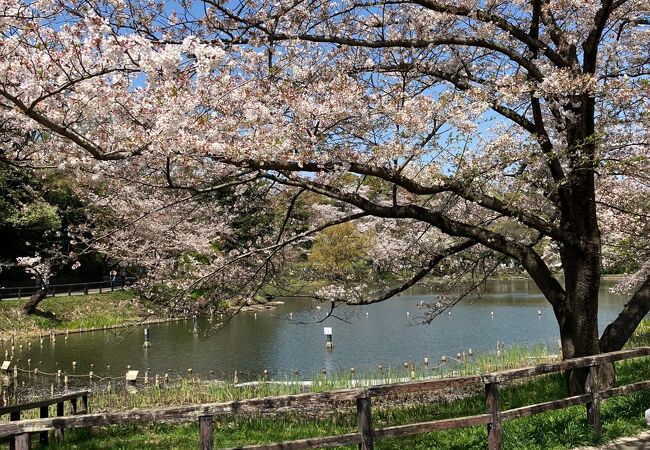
[1,348,649,450]
[0,390,88,450]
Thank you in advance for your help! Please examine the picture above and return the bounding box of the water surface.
[2,279,630,380]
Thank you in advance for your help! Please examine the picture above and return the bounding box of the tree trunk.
[23,288,47,314]
[551,108,606,394]
[556,304,602,395]
[558,322,616,395]
[557,226,603,395]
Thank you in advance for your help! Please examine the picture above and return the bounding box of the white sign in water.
[323,327,332,336]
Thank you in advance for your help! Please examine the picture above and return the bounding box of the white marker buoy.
[143,328,151,347]
[324,327,333,350]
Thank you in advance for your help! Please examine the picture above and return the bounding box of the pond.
[2,278,631,381]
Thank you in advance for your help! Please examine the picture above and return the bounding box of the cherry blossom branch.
[347,239,476,305]
[259,171,567,307]
[371,62,567,186]
[275,188,306,244]
[214,156,569,243]
[81,175,262,247]
[0,89,128,161]
[206,0,568,71]
[169,211,370,306]
[422,252,509,323]
[410,0,570,67]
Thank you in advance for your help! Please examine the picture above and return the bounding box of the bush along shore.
[0,319,646,450]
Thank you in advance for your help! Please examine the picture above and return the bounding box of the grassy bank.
[33,320,650,450]
[40,356,650,450]
[0,291,156,339]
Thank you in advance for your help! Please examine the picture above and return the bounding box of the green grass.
[41,368,650,450]
[38,326,650,450]
[0,291,152,338]
[47,344,561,414]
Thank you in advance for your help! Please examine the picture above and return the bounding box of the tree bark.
[555,296,601,395]
[556,133,603,394]
[23,288,47,314]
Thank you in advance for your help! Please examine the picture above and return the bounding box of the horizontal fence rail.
[0,279,135,301]
[0,391,89,449]
[0,348,648,450]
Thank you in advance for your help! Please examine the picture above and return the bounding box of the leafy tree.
[308,223,373,278]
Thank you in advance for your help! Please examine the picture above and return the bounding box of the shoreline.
[0,315,191,342]
[0,274,631,342]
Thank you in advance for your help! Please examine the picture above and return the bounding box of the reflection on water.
[1,279,631,381]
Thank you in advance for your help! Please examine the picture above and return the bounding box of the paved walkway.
[577,431,650,449]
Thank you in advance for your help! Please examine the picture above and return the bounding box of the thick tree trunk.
[555,297,601,395]
[548,98,607,393]
[556,236,602,394]
[556,147,603,394]
[23,288,47,314]
[555,240,612,395]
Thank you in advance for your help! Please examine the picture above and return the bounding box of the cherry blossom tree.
[15,254,52,313]
[1,0,649,393]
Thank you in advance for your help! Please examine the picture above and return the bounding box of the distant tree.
[15,254,52,314]
[308,223,373,278]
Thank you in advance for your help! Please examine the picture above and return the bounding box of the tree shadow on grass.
[31,308,61,323]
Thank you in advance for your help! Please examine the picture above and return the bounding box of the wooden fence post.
[587,365,602,435]
[486,382,502,450]
[14,433,30,450]
[81,394,89,414]
[356,397,374,450]
[40,405,49,445]
[55,401,65,441]
[9,411,21,450]
[199,415,214,450]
